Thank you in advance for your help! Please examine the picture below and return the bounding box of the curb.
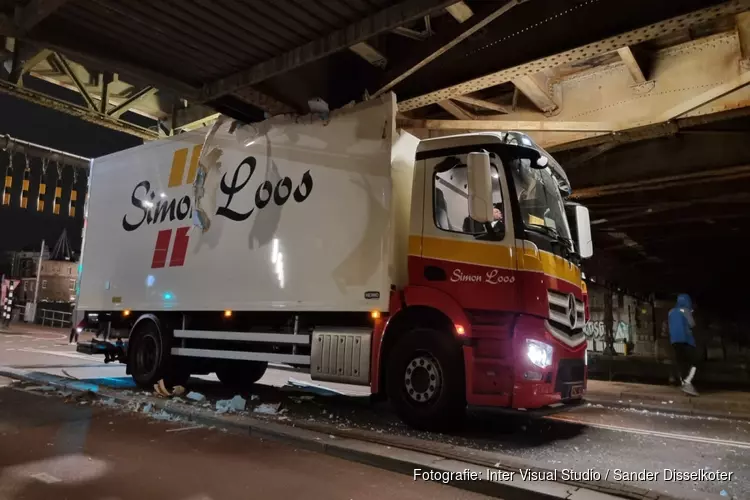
[0,368,722,500]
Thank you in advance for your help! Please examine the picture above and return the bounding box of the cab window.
[432,154,504,236]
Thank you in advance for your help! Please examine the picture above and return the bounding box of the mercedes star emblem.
[567,294,578,329]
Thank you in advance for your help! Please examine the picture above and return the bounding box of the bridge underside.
[1,0,749,304]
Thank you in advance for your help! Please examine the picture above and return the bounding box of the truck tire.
[216,361,268,390]
[386,328,466,431]
[127,319,186,389]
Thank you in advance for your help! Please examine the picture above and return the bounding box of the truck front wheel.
[127,319,187,389]
[128,321,165,388]
[216,361,268,390]
[386,328,466,431]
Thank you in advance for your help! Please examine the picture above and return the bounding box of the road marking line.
[17,348,107,363]
[547,415,750,449]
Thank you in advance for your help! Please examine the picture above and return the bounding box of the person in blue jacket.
[668,294,698,396]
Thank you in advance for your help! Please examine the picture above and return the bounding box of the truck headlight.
[526,339,553,369]
[585,350,588,366]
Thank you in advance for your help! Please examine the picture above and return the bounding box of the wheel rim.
[135,333,159,378]
[404,352,442,404]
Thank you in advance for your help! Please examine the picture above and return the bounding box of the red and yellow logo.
[149,146,201,269]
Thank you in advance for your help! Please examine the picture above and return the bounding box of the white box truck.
[74,93,593,430]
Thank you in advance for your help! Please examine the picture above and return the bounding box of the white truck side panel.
[78,95,397,313]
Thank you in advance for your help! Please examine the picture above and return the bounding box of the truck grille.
[547,289,585,332]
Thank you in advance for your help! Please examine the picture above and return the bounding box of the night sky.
[0,91,142,255]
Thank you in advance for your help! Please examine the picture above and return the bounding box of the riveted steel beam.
[402,28,750,152]
[202,0,458,101]
[372,0,523,99]
[453,95,508,114]
[10,48,51,85]
[437,100,475,119]
[399,0,750,111]
[0,79,157,140]
[52,52,97,110]
[107,86,158,119]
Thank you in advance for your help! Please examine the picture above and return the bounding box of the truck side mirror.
[467,152,494,224]
[572,205,593,259]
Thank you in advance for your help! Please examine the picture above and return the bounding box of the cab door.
[415,152,519,312]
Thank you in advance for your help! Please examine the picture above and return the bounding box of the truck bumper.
[471,398,586,418]
[464,315,587,410]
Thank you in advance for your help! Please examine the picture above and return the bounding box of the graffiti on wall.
[583,320,631,342]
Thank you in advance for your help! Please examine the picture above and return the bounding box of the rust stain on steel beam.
[399,0,750,111]
[202,0,457,101]
[0,80,158,141]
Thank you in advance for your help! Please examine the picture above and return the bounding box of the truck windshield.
[507,156,572,243]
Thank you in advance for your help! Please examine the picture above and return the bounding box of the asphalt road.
[1,327,749,500]
[0,378,489,500]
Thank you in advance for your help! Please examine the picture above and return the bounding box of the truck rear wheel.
[386,328,465,431]
[216,361,268,390]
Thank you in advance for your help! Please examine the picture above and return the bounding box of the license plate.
[570,385,584,398]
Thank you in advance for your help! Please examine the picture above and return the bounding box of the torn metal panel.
[192,116,231,233]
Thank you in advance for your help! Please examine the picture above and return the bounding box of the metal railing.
[39,308,72,328]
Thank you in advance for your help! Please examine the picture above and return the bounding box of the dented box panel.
[77,95,397,313]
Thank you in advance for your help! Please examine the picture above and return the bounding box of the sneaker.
[681,382,699,397]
